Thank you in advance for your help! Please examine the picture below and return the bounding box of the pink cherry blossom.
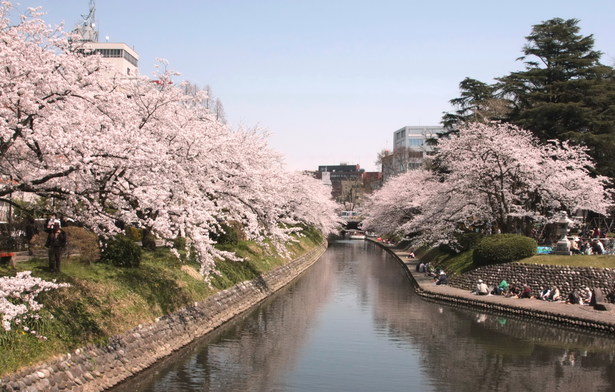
[363,122,612,248]
[0,271,70,334]
[0,2,339,278]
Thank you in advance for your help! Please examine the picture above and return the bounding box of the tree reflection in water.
[111,241,615,392]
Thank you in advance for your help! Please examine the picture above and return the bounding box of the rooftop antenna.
[73,0,99,42]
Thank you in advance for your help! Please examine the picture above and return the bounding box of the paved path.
[371,241,615,334]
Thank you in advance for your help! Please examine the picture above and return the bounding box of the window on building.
[93,48,138,67]
[123,51,138,67]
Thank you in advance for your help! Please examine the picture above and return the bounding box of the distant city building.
[72,0,139,77]
[393,126,440,153]
[382,125,443,182]
[314,164,381,209]
[362,171,382,194]
[316,164,364,202]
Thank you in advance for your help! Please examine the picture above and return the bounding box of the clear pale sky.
[13,1,615,172]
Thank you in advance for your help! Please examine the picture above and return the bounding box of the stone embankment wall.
[0,241,327,392]
[448,262,615,298]
[374,241,615,334]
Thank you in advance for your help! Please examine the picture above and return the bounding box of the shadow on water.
[110,240,615,392]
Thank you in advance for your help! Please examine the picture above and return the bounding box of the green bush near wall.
[473,234,536,266]
[101,235,142,268]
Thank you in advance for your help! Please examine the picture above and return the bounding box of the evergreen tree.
[443,18,615,180]
[441,77,507,136]
[497,18,615,178]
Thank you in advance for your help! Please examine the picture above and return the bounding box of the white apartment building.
[393,126,441,153]
[382,126,443,182]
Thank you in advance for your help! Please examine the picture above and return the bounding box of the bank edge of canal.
[369,239,615,336]
[0,241,328,392]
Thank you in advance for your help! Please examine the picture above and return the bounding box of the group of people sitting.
[472,279,531,297]
[570,237,608,255]
[416,261,449,285]
[416,260,609,306]
[472,279,604,306]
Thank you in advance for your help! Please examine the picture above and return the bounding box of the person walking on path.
[45,223,67,272]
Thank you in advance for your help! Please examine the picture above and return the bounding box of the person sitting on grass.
[592,239,605,255]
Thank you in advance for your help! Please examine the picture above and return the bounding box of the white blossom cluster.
[0,271,70,336]
[361,122,612,247]
[0,3,339,278]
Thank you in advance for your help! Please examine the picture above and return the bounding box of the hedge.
[473,234,536,266]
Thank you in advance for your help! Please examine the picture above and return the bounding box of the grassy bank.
[415,246,615,277]
[0,228,324,377]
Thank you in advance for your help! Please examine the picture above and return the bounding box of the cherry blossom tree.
[434,122,611,235]
[360,169,435,236]
[363,122,612,248]
[0,271,70,337]
[0,3,339,278]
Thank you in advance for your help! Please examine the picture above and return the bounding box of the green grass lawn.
[518,254,615,268]
[0,229,323,377]
[415,245,615,277]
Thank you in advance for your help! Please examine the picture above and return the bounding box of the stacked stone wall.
[448,262,615,299]
[374,241,615,335]
[0,241,327,392]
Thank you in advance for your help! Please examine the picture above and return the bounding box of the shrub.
[173,236,189,250]
[456,232,484,252]
[62,226,101,264]
[101,235,142,268]
[212,222,245,246]
[437,242,457,255]
[473,234,536,266]
[141,229,157,251]
[124,226,142,242]
[29,232,48,254]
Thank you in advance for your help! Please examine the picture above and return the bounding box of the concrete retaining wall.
[373,240,615,336]
[448,262,615,298]
[0,241,327,392]
[414,286,615,335]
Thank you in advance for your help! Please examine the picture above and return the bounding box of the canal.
[111,240,615,392]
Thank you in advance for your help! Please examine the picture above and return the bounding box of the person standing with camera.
[45,222,67,272]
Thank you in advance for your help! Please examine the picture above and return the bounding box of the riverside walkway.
[371,240,615,335]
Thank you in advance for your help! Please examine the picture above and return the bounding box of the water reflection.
[111,241,615,392]
[362,241,615,392]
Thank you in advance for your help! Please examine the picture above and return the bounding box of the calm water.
[111,241,615,392]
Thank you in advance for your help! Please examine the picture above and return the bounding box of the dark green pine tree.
[497,18,615,179]
[440,77,509,136]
